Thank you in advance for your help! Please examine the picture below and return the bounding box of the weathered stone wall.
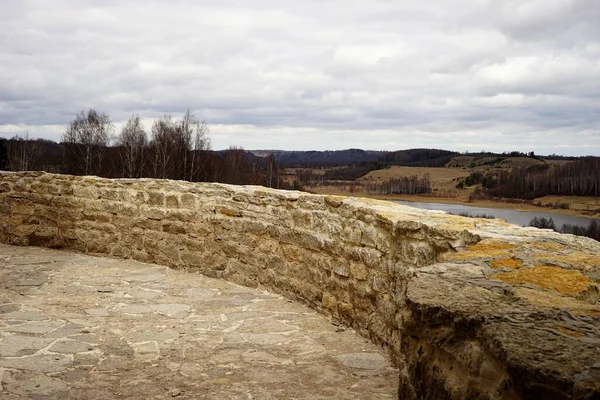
[1,171,599,399]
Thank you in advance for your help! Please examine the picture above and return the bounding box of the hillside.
[249,149,384,167]
[281,151,600,220]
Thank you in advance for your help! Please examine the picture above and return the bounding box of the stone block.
[322,292,337,312]
[180,193,196,209]
[147,191,164,207]
[162,221,186,235]
[166,194,179,208]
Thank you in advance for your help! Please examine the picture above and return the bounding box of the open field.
[360,166,468,187]
[535,196,600,217]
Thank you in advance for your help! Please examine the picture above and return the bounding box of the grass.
[359,166,468,189]
[535,196,600,217]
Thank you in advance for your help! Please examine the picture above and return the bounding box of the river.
[393,201,595,229]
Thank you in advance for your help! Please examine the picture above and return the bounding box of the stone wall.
[1,171,599,399]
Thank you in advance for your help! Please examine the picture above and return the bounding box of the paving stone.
[0,354,72,373]
[127,289,164,300]
[0,304,20,314]
[84,308,110,317]
[113,304,155,314]
[126,328,179,343]
[182,288,217,299]
[0,311,48,321]
[123,272,167,282]
[334,352,390,370]
[0,335,55,357]
[14,277,47,287]
[43,322,85,338]
[132,341,159,361]
[4,320,64,335]
[241,350,293,365]
[153,303,192,316]
[49,340,94,354]
[68,333,99,344]
[1,370,68,397]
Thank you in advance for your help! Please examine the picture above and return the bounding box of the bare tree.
[147,111,211,181]
[117,114,147,178]
[265,153,278,188]
[149,115,178,179]
[62,109,113,175]
[0,139,7,170]
[185,112,211,181]
[178,110,193,181]
[222,146,249,184]
[6,132,43,171]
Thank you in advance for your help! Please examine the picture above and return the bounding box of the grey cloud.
[0,0,598,155]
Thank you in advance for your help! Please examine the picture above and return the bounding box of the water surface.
[393,200,594,228]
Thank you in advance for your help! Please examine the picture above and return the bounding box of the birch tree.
[62,109,113,175]
[7,133,43,171]
[117,114,147,178]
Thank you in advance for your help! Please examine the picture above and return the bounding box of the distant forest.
[463,158,600,199]
[0,109,286,189]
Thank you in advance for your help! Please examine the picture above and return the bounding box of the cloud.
[0,0,598,155]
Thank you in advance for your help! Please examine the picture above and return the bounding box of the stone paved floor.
[0,244,398,399]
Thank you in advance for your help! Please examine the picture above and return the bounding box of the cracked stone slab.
[3,320,64,335]
[44,322,86,338]
[0,304,20,314]
[1,370,68,397]
[0,311,48,321]
[49,340,94,354]
[0,354,72,373]
[0,335,55,357]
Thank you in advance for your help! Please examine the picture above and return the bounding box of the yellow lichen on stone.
[442,240,516,261]
[534,251,600,272]
[493,266,594,296]
[528,240,564,252]
[489,257,523,270]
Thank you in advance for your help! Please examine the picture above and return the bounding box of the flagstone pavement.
[0,244,398,399]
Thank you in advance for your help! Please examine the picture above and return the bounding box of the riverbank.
[304,186,600,220]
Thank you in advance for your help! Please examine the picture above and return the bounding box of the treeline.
[529,217,600,242]
[269,149,383,168]
[323,162,386,181]
[364,174,431,195]
[294,169,431,196]
[462,157,600,199]
[0,109,284,188]
[379,149,456,167]
[271,148,576,170]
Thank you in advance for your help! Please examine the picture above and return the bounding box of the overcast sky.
[1,0,599,155]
